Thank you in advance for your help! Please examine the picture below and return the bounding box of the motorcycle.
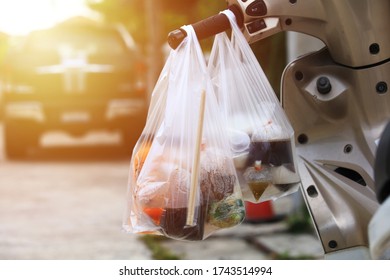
[167,0,390,259]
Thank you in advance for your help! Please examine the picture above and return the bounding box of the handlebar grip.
[167,29,187,50]
[167,5,244,49]
[192,13,231,42]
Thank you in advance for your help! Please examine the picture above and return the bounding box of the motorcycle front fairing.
[226,0,390,258]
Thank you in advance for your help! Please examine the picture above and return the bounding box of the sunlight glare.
[0,0,95,36]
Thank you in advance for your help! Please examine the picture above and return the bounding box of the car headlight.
[106,99,146,120]
[4,83,35,94]
[5,102,45,122]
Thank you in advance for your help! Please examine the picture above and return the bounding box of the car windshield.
[24,27,127,57]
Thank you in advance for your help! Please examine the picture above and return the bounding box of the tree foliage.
[86,0,228,48]
[86,0,286,94]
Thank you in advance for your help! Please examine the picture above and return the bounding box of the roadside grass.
[139,235,181,260]
[286,203,315,234]
[273,251,316,260]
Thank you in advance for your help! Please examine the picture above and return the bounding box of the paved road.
[0,125,324,260]
[0,125,152,259]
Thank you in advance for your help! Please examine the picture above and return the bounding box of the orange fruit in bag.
[133,140,152,179]
[143,207,164,225]
[132,140,166,226]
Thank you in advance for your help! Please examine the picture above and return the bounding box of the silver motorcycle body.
[227,0,390,259]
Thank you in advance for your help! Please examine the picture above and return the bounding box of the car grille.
[32,71,132,95]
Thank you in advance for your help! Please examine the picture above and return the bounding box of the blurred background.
[0,0,324,259]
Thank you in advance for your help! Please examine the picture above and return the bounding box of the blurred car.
[0,31,10,119]
[0,17,148,158]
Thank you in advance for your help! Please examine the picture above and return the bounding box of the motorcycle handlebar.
[167,5,244,49]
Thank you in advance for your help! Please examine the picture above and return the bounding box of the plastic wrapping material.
[208,10,300,203]
[123,25,245,241]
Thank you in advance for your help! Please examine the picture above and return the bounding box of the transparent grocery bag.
[208,10,300,203]
[123,25,245,241]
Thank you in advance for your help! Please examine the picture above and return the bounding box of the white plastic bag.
[123,25,245,241]
[208,10,300,203]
